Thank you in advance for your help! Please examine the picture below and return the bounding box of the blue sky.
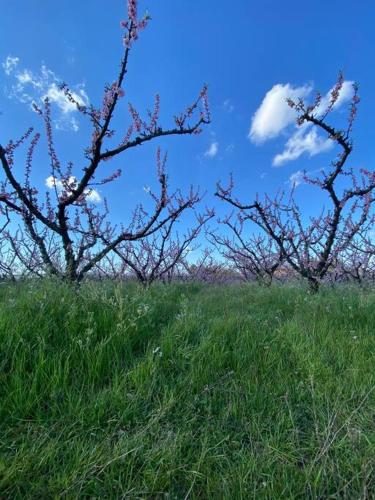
[1,0,375,241]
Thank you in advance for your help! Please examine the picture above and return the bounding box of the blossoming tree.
[216,75,375,291]
[208,214,285,285]
[107,209,214,287]
[0,0,210,282]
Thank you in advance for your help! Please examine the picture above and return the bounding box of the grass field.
[1,280,375,498]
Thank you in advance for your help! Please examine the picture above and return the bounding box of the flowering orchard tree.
[216,75,375,292]
[340,246,375,284]
[178,248,234,284]
[208,215,284,285]
[90,252,129,281]
[107,209,214,287]
[0,206,18,280]
[2,225,64,279]
[336,224,375,284]
[0,0,210,282]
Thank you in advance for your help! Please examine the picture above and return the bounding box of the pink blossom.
[127,0,137,23]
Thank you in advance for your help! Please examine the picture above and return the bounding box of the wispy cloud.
[2,55,19,75]
[2,55,89,131]
[45,176,101,203]
[222,99,234,113]
[313,80,354,117]
[288,168,324,188]
[273,126,332,166]
[204,141,219,158]
[249,80,354,165]
[289,170,305,188]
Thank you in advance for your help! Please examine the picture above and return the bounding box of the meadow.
[1,280,375,498]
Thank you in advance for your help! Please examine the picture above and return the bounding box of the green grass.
[1,279,375,498]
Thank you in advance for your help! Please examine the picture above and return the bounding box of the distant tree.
[0,0,210,282]
[216,75,375,292]
[337,224,375,284]
[0,207,18,280]
[208,213,284,285]
[109,209,214,287]
[179,248,234,284]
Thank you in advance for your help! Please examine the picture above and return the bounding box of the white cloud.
[249,83,312,143]
[273,126,333,166]
[43,82,87,114]
[313,80,354,117]
[45,175,59,189]
[289,170,305,188]
[85,189,101,203]
[2,56,19,75]
[250,79,354,166]
[17,69,37,86]
[45,176,101,204]
[2,57,89,132]
[204,141,219,158]
[288,168,324,188]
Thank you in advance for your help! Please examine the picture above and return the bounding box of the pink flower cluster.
[101,82,125,120]
[127,0,137,23]
[128,104,143,132]
[121,0,151,48]
[25,133,41,189]
[146,94,160,132]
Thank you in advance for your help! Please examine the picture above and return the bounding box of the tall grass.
[1,279,375,498]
